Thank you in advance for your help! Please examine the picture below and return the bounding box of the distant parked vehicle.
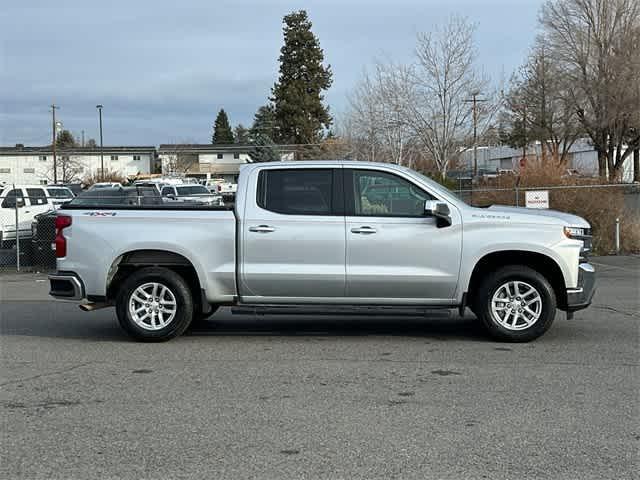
[89,182,122,190]
[161,184,223,206]
[205,178,237,200]
[133,181,167,193]
[0,185,59,243]
[46,186,75,205]
[72,186,163,207]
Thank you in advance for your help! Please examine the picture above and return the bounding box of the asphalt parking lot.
[1,256,638,480]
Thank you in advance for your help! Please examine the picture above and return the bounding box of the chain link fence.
[1,183,638,273]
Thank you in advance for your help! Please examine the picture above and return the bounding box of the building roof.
[158,143,296,154]
[0,145,157,156]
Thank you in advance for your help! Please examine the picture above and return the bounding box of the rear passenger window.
[27,188,47,205]
[257,169,333,215]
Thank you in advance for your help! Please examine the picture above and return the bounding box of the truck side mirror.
[424,200,452,228]
[16,198,25,208]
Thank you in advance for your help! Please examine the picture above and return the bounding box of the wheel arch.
[106,249,203,307]
[466,250,568,310]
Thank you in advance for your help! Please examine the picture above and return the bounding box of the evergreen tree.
[233,124,250,144]
[248,105,280,162]
[250,105,277,141]
[212,109,234,144]
[55,129,77,148]
[271,10,333,145]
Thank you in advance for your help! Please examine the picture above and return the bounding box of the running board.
[231,305,452,317]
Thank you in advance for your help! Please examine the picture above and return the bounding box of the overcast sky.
[1,0,544,146]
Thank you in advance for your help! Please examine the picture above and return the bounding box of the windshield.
[177,186,209,195]
[47,188,73,198]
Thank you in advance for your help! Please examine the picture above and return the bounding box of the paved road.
[1,256,638,479]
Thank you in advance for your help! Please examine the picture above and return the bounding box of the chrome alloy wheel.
[490,280,542,331]
[128,282,177,331]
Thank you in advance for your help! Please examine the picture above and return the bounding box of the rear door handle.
[351,226,377,234]
[249,225,275,233]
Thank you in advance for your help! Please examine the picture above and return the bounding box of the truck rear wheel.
[474,265,556,342]
[115,267,194,342]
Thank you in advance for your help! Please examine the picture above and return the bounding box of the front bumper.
[49,272,85,301]
[565,263,596,312]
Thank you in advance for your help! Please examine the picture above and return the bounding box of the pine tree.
[250,105,277,141]
[233,124,250,144]
[212,109,234,144]
[55,129,77,148]
[271,10,333,145]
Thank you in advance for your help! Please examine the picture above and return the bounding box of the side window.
[161,186,173,196]
[26,188,47,205]
[350,170,434,217]
[1,189,24,209]
[257,169,333,215]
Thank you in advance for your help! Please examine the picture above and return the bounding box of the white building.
[460,138,636,182]
[0,145,157,185]
[158,144,294,183]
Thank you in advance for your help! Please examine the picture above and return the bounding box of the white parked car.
[0,185,58,243]
[160,184,223,206]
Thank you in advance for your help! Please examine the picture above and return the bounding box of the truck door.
[344,168,462,302]
[240,167,346,301]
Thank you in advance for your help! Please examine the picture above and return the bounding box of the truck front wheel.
[474,265,556,342]
[115,267,194,342]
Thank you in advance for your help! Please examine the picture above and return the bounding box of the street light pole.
[96,104,104,181]
[51,104,59,183]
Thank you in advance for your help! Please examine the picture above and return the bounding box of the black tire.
[115,267,194,342]
[474,265,556,342]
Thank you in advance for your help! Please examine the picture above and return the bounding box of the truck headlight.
[564,226,585,239]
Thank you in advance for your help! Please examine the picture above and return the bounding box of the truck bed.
[58,205,237,303]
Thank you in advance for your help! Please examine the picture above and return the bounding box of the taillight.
[55,215,72,258]
[217,184,222,192]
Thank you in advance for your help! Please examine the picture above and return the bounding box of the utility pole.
[464,92,487,177]
[51,104,59,183]
[81,130,85,147]
[96,105,104,181]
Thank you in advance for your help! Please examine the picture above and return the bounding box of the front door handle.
[249,225,275,233]
[351,226,377,234]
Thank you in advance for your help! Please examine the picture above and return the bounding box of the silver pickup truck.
[49,161,595,342]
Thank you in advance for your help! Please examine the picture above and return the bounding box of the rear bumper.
[565,263,596,312]
[49,272,85,301]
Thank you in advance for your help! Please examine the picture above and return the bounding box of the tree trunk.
[634,148,639,183]
[597,148,607,178]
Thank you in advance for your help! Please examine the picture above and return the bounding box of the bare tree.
[343,16,499,178]
[503,43,583,166]
[540,0,640,179]
[46,154,84,184]
[161,143,199,175]
[406,16,490,178]
[344,62,419,166]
